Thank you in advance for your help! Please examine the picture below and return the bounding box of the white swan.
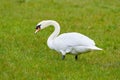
[35,20,102,60]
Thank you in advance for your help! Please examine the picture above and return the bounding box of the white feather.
[35,20,102,59]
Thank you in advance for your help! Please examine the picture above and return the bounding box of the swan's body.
[35,20,102,60]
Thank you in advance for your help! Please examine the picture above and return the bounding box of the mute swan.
[35,20,102,60]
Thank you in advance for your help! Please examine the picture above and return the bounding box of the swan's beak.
[35,28,40,34]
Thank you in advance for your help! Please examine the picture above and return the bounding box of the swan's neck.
[46,21,60,49]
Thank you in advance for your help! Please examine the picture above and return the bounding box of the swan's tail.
[89,46,103,50]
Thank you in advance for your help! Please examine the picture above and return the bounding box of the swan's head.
[35,20,48,33]
[35,20,59,33]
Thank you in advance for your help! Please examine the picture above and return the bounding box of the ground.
[0,0,120,80]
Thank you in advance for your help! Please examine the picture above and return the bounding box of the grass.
[0,0,120,80]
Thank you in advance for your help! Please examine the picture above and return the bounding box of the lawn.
[0,0,120,80]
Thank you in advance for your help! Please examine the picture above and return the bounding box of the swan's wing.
[53,32,95,49]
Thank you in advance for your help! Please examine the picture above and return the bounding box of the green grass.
[0,0,120,80]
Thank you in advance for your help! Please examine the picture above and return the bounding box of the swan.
[35,20,102,60]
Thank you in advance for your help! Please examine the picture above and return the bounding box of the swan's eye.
[36,25,41,29]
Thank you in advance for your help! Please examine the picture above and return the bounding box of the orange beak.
[35,28,40,34]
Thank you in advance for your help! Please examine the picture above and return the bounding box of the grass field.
[0,0,120,80]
